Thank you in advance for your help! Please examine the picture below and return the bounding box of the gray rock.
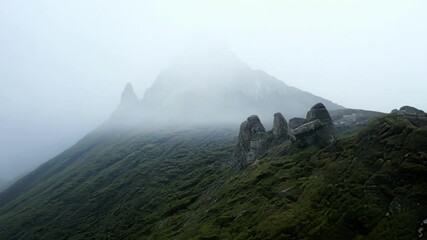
[293,103,336,146]
[234,115,268,169]
[246,115,266,134]
[306,103,334,128]
[289,117,306,129]
[272,113,295,140]
[399,106,426,116]
[234,104,336,169]
[272,113,288,137]
[293,119,323,135]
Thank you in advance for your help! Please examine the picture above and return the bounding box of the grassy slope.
[0,114,426,240]
[0,127,237,239]
[173,115,426,240]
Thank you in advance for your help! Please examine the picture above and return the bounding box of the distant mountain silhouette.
[111,47,343,126]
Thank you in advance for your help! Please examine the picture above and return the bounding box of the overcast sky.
[1,0,427,180]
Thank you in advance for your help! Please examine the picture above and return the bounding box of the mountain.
[1,49,423,239]
[0,105,426,239]
[112,47,343,126]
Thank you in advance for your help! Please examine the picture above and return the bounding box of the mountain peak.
[141,48,343,125]
[118,83,138,109]
[110,83,139,121]
[121,82,138,103]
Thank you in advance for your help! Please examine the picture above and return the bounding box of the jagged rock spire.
[120,82,138,107]
[109,83,140,124]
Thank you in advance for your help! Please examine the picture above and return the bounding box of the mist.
[1,0,427,181]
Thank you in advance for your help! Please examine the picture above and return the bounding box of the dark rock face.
[234,115,268,169]
[289,118,306,129]
[293,103,335,147]
[270,112,295,147]
[272,113,287,136]
[306,103,333,126]
[272,113,295,142]
[246,115,266,133]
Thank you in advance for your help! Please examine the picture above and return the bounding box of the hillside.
[0,107,426,239]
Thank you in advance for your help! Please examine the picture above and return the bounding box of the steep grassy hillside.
[0,113,426,240]
[0,127,237,239]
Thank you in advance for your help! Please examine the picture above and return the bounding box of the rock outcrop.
[397,106,426,116]
[234,115,268,169]
[234,103,337,169]
[391,106,427,126]
[292,103,335,147]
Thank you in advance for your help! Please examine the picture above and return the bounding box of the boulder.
[234,115,268,169]
[272,113,294,140]
[272,113,288,136]
[293,119,323,136]
[306,103,334,127]
[293,103,335,146]
[289,117,306,129]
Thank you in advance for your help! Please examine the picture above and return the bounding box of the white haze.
[1,0,427,180]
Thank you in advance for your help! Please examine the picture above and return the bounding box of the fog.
[1,0,427,181]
